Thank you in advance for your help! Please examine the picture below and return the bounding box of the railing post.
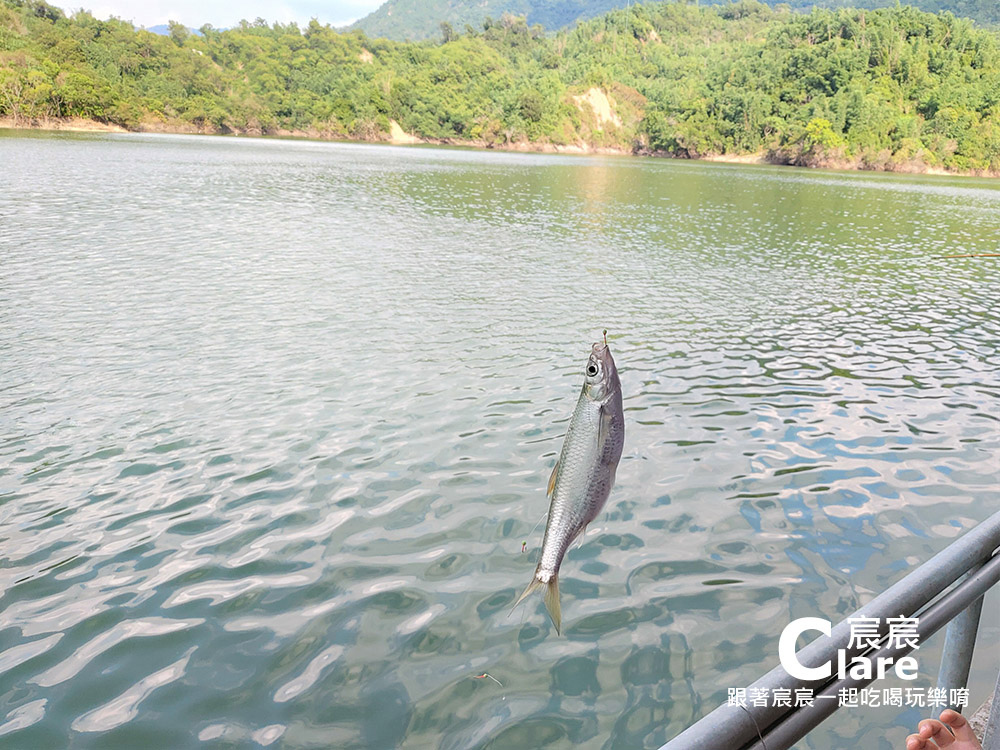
[983,666,1000,750]
[936,564,986,712]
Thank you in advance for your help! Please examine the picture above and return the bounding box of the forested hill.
[1,0,999,174]
[351,0,1000,41]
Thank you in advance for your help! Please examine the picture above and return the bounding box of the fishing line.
[507,511,548,623]
[473,672,506,701]
[738,704,769,750]
[528,509,548,538]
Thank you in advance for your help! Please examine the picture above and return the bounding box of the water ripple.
[1,131,998,749]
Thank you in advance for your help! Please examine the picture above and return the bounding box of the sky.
[55,0,384,29]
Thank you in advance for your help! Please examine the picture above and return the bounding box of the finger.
[918,719,945,737]
[939,710,979,744]
[905,732,929,750]
[918,718,957,747]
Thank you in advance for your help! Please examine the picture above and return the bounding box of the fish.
[514,333,625,634]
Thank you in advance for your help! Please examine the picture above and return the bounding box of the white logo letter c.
[779,617,833,681]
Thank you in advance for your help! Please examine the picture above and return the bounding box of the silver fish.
[515,336,625,634]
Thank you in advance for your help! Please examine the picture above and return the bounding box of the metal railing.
[659,509,1000,750]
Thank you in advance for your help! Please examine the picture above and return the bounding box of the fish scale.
[514,339,625,634]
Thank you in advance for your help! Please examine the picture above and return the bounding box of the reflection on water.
[1,130,998,749]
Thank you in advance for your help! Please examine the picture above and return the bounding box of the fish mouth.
[590,341,617,379]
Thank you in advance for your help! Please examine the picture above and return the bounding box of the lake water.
[1,130,998,749]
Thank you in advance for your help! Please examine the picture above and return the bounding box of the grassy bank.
[4,114,985,177]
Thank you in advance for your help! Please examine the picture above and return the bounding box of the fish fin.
[598,407,613,455]
[511,574,562,634]
[546,461,560,497]
[511,575,543,616]
[543,575,561,635]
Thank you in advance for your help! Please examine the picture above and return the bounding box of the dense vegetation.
[351,0,1000,42]
[2,0,999,173]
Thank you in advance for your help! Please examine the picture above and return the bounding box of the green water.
[1,130,998,749]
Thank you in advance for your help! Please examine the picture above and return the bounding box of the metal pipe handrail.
[660,509,1000,750]
[745,549,1000,749]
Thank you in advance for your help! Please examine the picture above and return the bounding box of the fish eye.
[586,364,598,377]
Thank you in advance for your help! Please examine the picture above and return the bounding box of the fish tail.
[543,575,561,635]
[510,572,562,634]
[512,575,543,612]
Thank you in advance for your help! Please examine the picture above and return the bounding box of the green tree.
[167,20,188,46]
[0,0,997,173]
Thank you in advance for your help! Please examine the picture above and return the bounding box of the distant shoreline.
[0,116,989,178]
